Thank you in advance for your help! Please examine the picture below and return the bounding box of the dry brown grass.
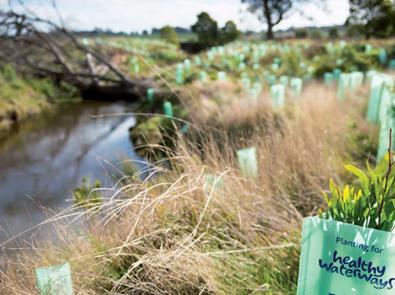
[0,82,375,294]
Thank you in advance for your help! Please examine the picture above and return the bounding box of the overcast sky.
[4,0,350,33]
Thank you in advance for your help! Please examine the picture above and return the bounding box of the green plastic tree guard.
[242,77,251,89]
[349,72,364,89]
[184,59,191,74]
[271,63,280,71]
[365,43,372,54]
[333,68,342,81]
[146,88,154,104]
[377,77,394,124]
[217,71,227,81]
[366,74,393,123]
[176,63,184,85]
[279,75,289,87]
[199,71,207,82]
[35,262,73,295]
[236,147,258,179]
[297,217,395,295]
[379,48,387,65]
[271,84,285,109]
[181,123,189,134]
[337,73,351,101]
[194,56,202,66]
[207,51,214,62]
[203,174,224,197]
[367,75,384,123]
[267,75,277,86]
[377,114,395,161]
[366,70,378,82]
[326,42,334,54]
[290,78,303,97]
[163,101,173,117]
[324,72,334,86]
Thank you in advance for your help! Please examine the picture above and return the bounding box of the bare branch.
[0,8,153,99]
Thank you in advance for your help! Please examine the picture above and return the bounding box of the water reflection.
[0,101,144,242]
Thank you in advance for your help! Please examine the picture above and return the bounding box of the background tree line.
[159,12,240,48]
[242,0,394,40]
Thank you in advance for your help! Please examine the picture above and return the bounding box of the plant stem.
[378,128,393,228]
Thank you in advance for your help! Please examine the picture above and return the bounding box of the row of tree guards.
[31,77,395,295]
[147,56,395,158]
[131,41,395,111]
[33,39,395,293]
[144,57,395,195]
[148,64,393,128]
[33,62,395,291]
[297,73,395,294]
[121,40,395,79]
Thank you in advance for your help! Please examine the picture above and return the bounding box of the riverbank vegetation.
[0,64,80,135]
[0,65,50,133]
[0,7,394,294]
[0,76,383,294]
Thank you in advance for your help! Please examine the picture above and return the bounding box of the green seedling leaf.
[344,164,369,193]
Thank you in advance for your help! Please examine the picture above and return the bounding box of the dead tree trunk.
[0,11,154,100]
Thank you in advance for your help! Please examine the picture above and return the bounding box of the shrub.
[320,151,395,231]
[313,44,377,78]
[310,30,323,40]
[73,177,102,209]
[220,21,240,44]
[295,29,308,39]
[279,49,306,77]
[329,27,339,39]
[160,26,179,46]
[1,64,18,83]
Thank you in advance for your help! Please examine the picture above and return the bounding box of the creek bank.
[0,78,49,133]
[0,66,79,135]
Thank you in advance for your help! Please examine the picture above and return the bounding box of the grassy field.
[0,37,393,294]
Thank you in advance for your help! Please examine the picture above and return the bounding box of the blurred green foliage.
[347,0,395,39]
[73,177,102,209]
[159,26,179,46]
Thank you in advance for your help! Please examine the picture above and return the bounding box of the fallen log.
[0,10,154,100]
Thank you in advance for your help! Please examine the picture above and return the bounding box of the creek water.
[0,101,145,244]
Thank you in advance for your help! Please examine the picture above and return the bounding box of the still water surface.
[0,101,144,242]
